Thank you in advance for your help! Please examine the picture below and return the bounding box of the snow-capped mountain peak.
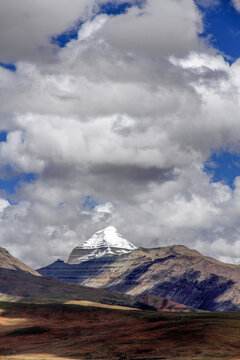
[67,226,137,264]
[82,226,137,251]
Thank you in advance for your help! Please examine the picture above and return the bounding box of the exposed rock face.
[38,245,240,311]
[67,226,137,264]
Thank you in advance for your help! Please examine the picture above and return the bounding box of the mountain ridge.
[38,244,240,312]
[0,245,194,313]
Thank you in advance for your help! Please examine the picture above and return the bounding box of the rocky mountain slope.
[68,226,137,264]
[0,246,151,309]
[38,245,240,312]
[0,246,40,276]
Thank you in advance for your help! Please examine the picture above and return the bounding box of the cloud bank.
[0,0,240,267]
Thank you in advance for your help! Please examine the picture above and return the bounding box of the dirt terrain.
[0,301,240,360]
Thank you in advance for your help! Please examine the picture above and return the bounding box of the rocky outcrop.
[38,245,240,311]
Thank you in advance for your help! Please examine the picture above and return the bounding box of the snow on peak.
[82,226,137,251]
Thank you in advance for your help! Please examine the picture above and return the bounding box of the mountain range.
[38,226,240,312]
[1,225,240,313]
[1,235,240,359]
[2,226,240,358]
[0,240,192,313]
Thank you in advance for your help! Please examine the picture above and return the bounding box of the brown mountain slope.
[38,245,240,311]
[0,247,39,276]
[0,246,152,309]
[0,268,139,307]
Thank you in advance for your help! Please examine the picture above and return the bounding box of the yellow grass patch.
[0,316,29,327]
[65,300,139,311]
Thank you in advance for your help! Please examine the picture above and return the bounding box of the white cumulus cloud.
[1,0,240,267]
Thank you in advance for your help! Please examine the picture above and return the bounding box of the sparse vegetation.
[1,301,240,359]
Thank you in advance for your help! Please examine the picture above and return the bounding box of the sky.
[2,0,240,267]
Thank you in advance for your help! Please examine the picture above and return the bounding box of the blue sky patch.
[98,1,144,16]
[0,132,7,142]
[0,62,16,72]
[0,167,36,194]
[52,21,83,48]
[196,0,240,62]
[204,151,240,189]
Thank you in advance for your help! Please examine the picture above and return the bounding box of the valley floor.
[0,301,240,359]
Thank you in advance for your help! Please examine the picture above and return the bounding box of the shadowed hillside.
[0,267,143,309]
[0,246,150,310]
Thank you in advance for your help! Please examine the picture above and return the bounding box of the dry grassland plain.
[0,301,240,359]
